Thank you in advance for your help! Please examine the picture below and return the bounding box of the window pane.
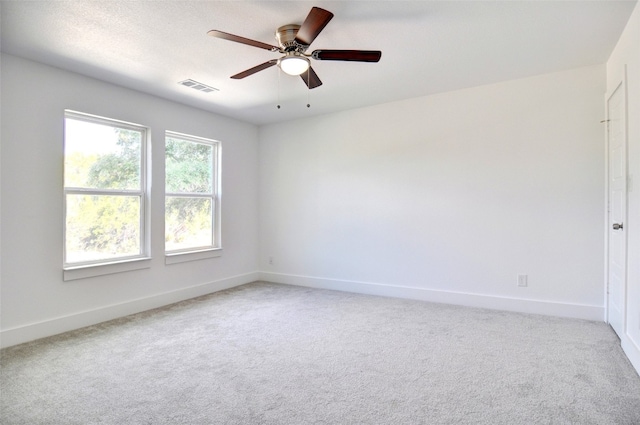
[165,137,213,193]
[64,118,141,190]
[165,197,213,251]
[66,194,141,263]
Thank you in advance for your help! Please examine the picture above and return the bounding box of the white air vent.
[178,79,219,93]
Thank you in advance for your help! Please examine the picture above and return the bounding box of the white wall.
[0,54,260,347]
[2,28,637,376]
[259,65,606,320]
[607,2,640,376]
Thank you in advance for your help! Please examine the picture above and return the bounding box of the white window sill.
[63,257,151,281]
[165,248,223,265]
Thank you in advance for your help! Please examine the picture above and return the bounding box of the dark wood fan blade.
[231,60,277,79]
[300,66,322,89]
[312,50,382,62]
[294,7,334,46]
[208,30,280,52]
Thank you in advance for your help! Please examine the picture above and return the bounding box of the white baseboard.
[0,271,259,349]
[622,336,640,378]
[259,272,604,321]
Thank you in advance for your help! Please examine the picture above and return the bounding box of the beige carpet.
[2,281,640,424]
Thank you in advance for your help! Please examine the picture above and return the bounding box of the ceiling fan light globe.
[279,56,310,76]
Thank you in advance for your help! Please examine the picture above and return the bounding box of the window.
[165,131,220,257]
[63,111,149,269]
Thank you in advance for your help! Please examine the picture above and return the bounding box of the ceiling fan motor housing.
[276,24,308,52]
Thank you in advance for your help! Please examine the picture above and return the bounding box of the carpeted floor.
[1,281,640,424]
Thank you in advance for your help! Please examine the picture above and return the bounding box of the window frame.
[164,130,221,262]
[63,110,151,277]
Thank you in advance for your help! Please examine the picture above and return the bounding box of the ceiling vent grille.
[178,79,219,93]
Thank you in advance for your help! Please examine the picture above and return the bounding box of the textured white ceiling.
[1,1,636,125]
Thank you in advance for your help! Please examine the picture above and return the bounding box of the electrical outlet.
[268,256,274,266]
[518,274,528,287]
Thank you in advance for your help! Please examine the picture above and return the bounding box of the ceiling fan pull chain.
[277,67,281,109]
[307,68,311,108]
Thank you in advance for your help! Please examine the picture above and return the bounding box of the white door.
[607,79,627,338]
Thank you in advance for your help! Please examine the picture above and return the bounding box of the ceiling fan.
[208,6,382,89]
